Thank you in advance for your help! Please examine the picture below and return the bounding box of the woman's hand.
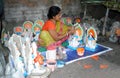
[37,38,44,46]
[68,26,75,35]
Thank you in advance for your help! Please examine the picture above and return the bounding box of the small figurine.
[34,19,44,27]
[68,24,84,50]
[56,46,67,60]
[32,24,41,41]
[85,27,97,51]
[68,35,80,49]
[14,26,23,35]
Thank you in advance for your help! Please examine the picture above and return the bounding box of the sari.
[39,21,69,47]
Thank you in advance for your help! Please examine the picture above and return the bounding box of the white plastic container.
[46,46,56,60]
[46,46,56,71]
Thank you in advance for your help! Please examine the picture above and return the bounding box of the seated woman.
[38,6,74,47]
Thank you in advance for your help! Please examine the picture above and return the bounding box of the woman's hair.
[47,6,61,19]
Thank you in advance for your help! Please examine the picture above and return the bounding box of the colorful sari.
[39,21,69,47]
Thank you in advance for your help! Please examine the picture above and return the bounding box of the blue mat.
[63,44,112,64]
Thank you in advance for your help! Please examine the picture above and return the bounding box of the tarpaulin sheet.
[64,44,112,64]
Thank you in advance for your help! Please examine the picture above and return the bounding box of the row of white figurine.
[5,34,42,78]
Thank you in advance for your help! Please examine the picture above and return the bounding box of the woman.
[39,6,74,47]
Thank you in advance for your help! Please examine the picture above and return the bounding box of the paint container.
[77,48,85,56]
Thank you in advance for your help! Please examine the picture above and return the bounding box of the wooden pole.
[83,4,87,19]
[102,8,109,36]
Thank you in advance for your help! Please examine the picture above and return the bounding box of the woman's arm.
[48,29,68,41]
[48,27,75,41]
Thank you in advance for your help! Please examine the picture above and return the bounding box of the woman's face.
[53,11,62,21]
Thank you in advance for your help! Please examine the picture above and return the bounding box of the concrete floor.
[49,41,120,78]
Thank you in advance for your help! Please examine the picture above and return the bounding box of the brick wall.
[4,0,82,22]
